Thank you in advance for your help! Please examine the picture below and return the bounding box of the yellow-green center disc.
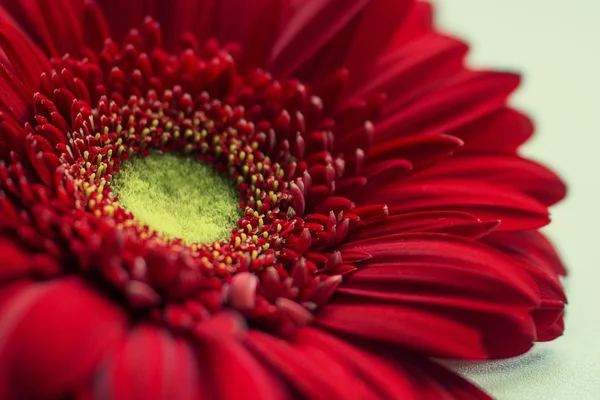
[111,153,242,244]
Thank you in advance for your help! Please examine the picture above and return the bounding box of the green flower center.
[111,153,242,244]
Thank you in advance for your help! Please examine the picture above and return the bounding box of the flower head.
[0,1,566,399]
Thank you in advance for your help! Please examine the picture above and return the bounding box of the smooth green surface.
[111,153,241,244]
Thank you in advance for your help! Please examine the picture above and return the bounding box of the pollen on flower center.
[111,153,242,244]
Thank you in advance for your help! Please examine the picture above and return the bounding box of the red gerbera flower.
[0,1,567,399]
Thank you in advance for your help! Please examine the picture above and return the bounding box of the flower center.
[111,153,242,244]
[5,26,383,337]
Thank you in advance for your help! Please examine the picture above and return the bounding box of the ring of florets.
[1,21,367,336]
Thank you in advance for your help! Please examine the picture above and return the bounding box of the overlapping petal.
[0,279,126,399]
[0,0,566,399]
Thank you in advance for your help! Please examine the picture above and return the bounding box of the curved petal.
[413,154,567,206]
[359,179,550,231]
[531,301,565,341]
[195,317,290,400]
[340,233,540,301]
[536,314,564,342]
[0,278,127,399]
[356,33,468,103]
[375,70,520,142]
[94,0,151,45]
[385,1,434,48]
[82,0,111,52]
[452,106,534,152]
[0,16,51,91]
[484,230,567,276]
[246,327,424,399]
[0,62,33,123]
[331,285,538,358]
[89,325,203,400]
[0,0,85,57]
[237,0,290,72]
[297,327,418,399]
[245,329,357,399]
[402,357,492,400]
[348,211,498,241]
[485,232,566,302]
[483,230,567,342]
[0,236,33,283]
[342,0,414,89]
[315,302,488,359]
[337,234,542,358]
[269,0,368,78]
[365,134,463,171]
[0,1,567,399]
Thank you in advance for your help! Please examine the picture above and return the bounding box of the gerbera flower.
[0,0,567,399]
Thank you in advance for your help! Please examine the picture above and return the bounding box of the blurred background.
[435,0,600,398]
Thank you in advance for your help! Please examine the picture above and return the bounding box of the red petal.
[536,315,564,342]
[453,107,534,152]
[531,300,564,339]
[245,329,356,399]
[335,286,530,316]
[357,34,468,103]
[0,20,50,91]
[316,302,488,359]
[385,2,433,48]
[1,0,84,57]
[0,278,126,399]
[269,0,367,78]
[361,158,413,182]
[151,0,210,50]
[359,179,550,230]
[342,261,534,307]
[337,262,538,358]
[343,0,413,90]
[403,357,492,400]
[338,234,541,357]
[350,211,498,241]
[0,236,32,283]
[483,231,567,341]
[193,311,247,342]
[340,234,540,304]
[83,0,111,51]
[237,0,288,72]
[332,287,537,358]
[293,17,362,82]
[375,71,520,142]
[414,154,566,206]
[484,230,567,276]
[196,329,290,400]
[35,0,85,56]
[366,134,463,171]
[91,325,201,400]
[0,62,33,123]
[297,327,417,399]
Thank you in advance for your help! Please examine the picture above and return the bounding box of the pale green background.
[436,0,600,398]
